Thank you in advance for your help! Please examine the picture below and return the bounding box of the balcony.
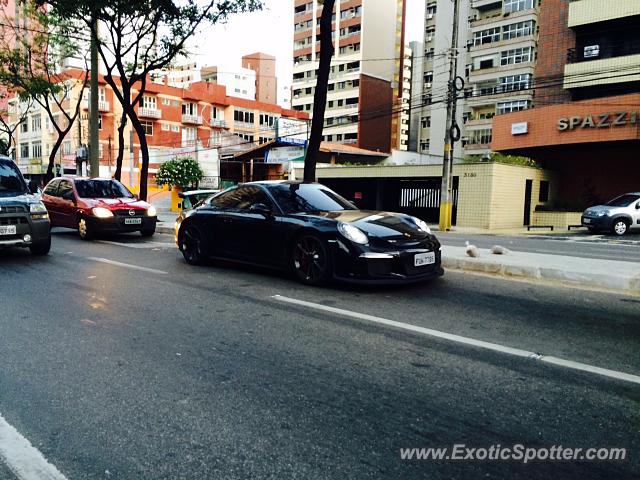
[568,0,640,28]
[83,100,110,112]
[471,0,502,9]
[210,119,228,128]
[564,53,640,89]
[182,114,203,125]
[139,107,162,119]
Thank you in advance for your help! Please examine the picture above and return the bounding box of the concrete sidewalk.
[442,245,640,294]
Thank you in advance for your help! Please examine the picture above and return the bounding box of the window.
[142,121,153,136]
[182,102,197,116]
[75,179,133,199]
[62,141,72,155]
[210,186,272,211]
[182,127,197,146]
[31,114,41,132]
[469,129,492,145]
[502,21,535,41]
[233,109,254,124]
[421,116,431,128]
[98,88,106,103]
[142,96,157,109]
[20,142,29,159]
[479,58,494,69]
[43,180,60,197]
[474,27,501,46]
[32,141,42,159]
[57,181,74,201]
[161,123,170,131]
[539,180,549,202]
[501,47,533,66]
[500,74,531,92]
[20,120,28,134]
[161,98,170,105]
[504,0,534,14]
[98,114,103,130]
[497,100,530,114]
[171,125,180,132]
[420,140,430,151]
[268,183,356,214]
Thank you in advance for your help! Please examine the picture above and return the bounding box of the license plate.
[583,218,591,224]
[124,218,142,225]
[414,251,435,267]
[0,225,16,235]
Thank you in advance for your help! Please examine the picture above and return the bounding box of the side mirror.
[249,203,272,217]
[636,203,640,210]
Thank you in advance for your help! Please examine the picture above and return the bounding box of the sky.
[192,0,425,106]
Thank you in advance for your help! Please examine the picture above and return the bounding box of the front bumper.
[581,215,611,230]
[330,240,444,285]
[88,215,157,233]
[0,217,50,248]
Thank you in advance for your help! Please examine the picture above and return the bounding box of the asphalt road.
[0,230,638,479]
[437,231,640,262]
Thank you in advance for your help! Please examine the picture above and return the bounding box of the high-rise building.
[291,0,406,152]
[411,0,539,159]
[492,0,640,206]
[200,65,257,101]
[242,52,277,104]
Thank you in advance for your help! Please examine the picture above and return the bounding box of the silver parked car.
[581,193,640,236]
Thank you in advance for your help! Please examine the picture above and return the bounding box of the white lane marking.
[272,295,640,385]
[86,257,168,275]
[97,240,175,249]
[0,413,67,480]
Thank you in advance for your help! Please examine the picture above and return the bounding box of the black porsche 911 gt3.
[175,181,444,285]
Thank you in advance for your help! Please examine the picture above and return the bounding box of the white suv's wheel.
[612,219,629,236]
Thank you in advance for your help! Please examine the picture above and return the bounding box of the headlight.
[29,202,47,214]
[596,211,607,217]
[338,222,368,245]
[411,217,431,234]
[147,206,157,217]
[92,207,114,218]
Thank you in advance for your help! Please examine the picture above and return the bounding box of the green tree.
[0,1,89,178]
[39,0,262,200]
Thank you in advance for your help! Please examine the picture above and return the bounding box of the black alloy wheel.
[181,225,206,265]
[291,234,331,285]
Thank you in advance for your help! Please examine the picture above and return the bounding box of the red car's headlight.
[92,207,114,218]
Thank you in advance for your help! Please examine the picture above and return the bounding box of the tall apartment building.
[242,53,277,104]
[291,0,406,152]
[492,0,640,206]
[411,0,539,159]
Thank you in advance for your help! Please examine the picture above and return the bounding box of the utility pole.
[89,13,100,178]
[439,0,462,231]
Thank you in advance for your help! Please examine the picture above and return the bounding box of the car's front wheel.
[612,219,629,236]
[291,233,332,286]
[29,237,51,255]
[180,225,206,265]
[140,224,156,237]
[78,217,95,240]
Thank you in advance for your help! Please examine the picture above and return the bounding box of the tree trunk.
[46,132,66,181]
[114,111,127,181]
[127,110,150,201]
[303,0,335,183]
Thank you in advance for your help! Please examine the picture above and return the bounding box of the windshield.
[605,194,640,207]
[268,183,357,214]
[75,179,134,199]
[0,161,28,197]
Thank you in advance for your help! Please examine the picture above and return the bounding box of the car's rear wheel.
[78,217,95,240]
[180,225,206,265]
[29,237,51,255]
[612,219,629,236]
[291,234,331,286]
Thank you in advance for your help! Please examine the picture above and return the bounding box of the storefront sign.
[557,112,639,131]
[511,122,528,135]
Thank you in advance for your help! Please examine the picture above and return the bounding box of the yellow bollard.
[170,186,183,213]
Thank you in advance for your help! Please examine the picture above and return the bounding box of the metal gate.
[397,177,459,224]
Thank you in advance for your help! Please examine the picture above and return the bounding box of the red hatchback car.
[42,177,157,239]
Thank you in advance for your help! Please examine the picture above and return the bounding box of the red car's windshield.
[75,180,134,199]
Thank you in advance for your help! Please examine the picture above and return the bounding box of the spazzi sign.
[557,112,639,131]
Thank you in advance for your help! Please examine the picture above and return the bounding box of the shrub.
[155,156,203,188]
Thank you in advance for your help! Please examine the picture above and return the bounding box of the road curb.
[156,225,174,235]
[442,256,640,294]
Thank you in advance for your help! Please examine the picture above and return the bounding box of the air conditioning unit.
[425,82,432,88]
[427,35,433,42]
[426,13,434,20]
